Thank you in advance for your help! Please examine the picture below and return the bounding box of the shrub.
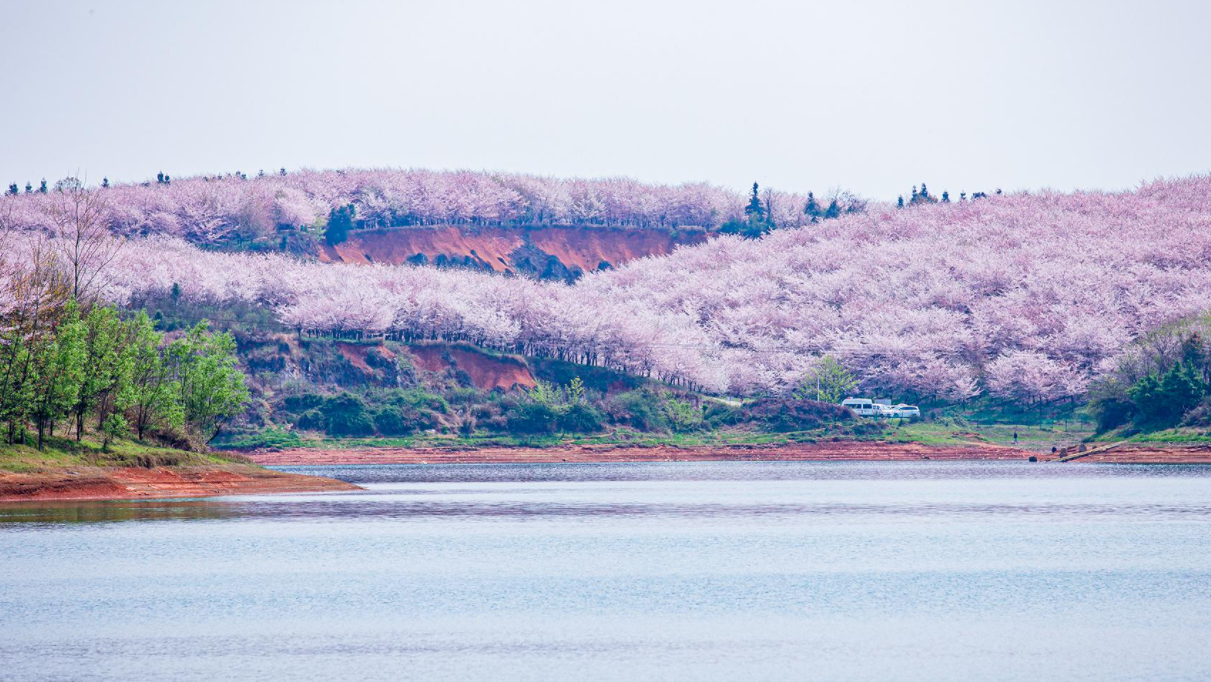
[221,427,304,450]
[388,389,449,414]
[663,396,704,432]
[283,392,326,413]
[703,401,745,427]
[323,393,375,436]
[506,402,559,434]
[744,397,853,432]
[606,389,669,431]
[296,409,326,431]
[557,404,606,433]
[373,408,410,436]
[1089,395,1135,432]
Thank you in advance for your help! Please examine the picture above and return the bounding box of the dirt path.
[0,465,358,503]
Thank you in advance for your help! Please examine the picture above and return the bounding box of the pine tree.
[804,191,820,219]
[38,179,47,193]
[942,191,950,203]
[326,204,356,246]
[745,182,764,219]
[897,195,905,208]
[101,177,109,188]
[6,183,16,196]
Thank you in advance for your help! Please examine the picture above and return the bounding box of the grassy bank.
[0,435,245,474]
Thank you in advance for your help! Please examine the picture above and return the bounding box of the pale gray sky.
[2,0,1209,199]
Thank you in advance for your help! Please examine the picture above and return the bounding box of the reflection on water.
[2,461,1210,682]
[0,499,240,524]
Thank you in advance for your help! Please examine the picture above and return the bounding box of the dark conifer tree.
[6,183,16,196]
[745,182,764,218]
[897,195,905,208]
[101,177,109,188]
[942,191,950,203]
[804,191,820,219]
[38,179,47,193]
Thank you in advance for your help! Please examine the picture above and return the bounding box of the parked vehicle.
[841,398,888,417]
[886,404,921,419]
[842,398,918,419]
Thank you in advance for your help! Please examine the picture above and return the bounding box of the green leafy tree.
[663,395,703,432]
[528,380,561,407]
[126,312,183,440]
[1128,362,1206,427]
[72,305,125,441]
[794,355,858,404]
[167,321,250,443]
[566,376,586,404]
[30,301,86,448]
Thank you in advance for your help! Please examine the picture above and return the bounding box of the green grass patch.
[0,435,240,473]
[1127,428,1211,444]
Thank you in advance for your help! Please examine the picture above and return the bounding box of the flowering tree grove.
[6,173,1211,404]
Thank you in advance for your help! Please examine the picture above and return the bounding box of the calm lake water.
[2,461,1210,682]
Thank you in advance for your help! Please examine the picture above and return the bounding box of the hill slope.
[7,173,1211,402]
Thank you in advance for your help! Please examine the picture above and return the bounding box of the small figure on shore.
[1013,431,1018,445]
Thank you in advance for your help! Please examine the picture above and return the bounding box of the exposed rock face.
[319,225,710,281]
[407,344,537,391]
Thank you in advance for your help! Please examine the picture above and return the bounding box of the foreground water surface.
[2,461,1210,681]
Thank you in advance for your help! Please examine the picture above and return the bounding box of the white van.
[841,398,886,417]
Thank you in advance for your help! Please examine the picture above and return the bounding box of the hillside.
[6,172,1211,406]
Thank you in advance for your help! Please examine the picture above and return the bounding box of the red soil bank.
[0,465,358,503]
[408,344,537,390]
[319,225,709,273]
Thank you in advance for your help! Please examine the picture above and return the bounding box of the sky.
[1,0,1209,200]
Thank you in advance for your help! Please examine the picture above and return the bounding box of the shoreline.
[0,464,359,504]
[7,441,1208,504]
[247,440,1032,465]
[246,441,1211,466]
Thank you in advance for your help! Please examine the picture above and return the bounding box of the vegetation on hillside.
[0,187,249,453]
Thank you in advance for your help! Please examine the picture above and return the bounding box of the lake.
[2,461,1210,681]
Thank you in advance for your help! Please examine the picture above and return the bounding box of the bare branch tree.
[48,181,122,303]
